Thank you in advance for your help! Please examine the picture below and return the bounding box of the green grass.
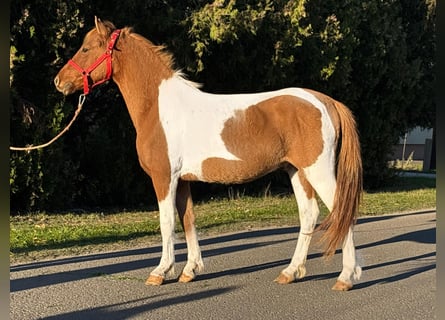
[10,177,435,264]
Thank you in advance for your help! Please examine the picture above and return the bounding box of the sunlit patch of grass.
[10,212,160,253]
[361,188,436,215]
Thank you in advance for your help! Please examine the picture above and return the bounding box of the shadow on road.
[300,251,436,289]
[354,252,436,289]
[10,226,299,272]
[41,286,238,320]
[10,233,294,292]
[10,210,436,293]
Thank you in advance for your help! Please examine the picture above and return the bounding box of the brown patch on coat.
[201,95,324,183]
[298,170,315,199]
[181,173,199,181]
[136,122,172,201]
[304,89,341,141]
[176,180,195,235]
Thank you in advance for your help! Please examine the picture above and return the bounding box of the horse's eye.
[81,47,89,53]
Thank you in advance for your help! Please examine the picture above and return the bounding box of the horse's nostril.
[54,76,59,87]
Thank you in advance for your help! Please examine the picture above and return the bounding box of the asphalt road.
[10,210,436,320]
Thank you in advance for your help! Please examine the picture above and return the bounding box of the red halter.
[68,29,121,95]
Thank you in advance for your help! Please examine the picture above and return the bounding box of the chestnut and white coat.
[55,18,363,291]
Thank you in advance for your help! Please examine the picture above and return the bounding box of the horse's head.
[54,17,118,95]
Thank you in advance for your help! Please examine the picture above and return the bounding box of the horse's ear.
[94,16,108,36]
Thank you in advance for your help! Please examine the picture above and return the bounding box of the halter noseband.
[67,29,121,95]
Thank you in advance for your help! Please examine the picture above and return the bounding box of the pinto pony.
[55,18,363,291]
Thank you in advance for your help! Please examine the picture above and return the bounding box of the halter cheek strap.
[68,29,121,95]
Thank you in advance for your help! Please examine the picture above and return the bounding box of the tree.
[185,0,436,187]
[10,1,88,211]
[10,0,435,212]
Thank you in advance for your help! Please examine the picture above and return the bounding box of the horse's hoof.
[145,274,164,286]
[332,280,353,291]
[274,272,295,284]
[178,273,194,283]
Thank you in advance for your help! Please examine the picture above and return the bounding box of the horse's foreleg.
[176,180,203,283]
[275,169,319,284]
[146,178,178,286]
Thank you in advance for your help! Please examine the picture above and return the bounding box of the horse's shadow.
[10,210,436,292]
[38,287,239,320]
[195,227,436,288]
[10,227,296,292]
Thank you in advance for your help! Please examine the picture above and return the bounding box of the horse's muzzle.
[54,76,74,96]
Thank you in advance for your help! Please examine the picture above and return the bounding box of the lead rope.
[10,94,86,152]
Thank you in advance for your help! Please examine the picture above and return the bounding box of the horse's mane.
[120,27,175,71]
[117,25,201,89]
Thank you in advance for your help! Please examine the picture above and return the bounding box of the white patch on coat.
[157,74,334,180]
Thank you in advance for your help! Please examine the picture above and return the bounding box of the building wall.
[392,144,427,160]
[392,127,433,160]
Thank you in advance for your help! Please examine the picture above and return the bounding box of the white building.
[392,126,434,162]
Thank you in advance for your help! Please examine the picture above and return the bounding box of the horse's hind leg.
[331,226,362,290]
[176,180,204,282]
[304,163,361,290]
[275,167,319,284]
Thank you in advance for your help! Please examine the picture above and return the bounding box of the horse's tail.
[317,101,363,257]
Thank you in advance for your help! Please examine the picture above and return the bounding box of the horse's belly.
[181,156,281,184]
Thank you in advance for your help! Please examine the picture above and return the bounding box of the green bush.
[10,0,435,213]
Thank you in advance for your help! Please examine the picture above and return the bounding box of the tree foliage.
[10,0,435,213]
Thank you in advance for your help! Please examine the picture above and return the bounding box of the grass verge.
[10,176,436,264]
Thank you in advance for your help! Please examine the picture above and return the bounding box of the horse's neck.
[112,41,174,132]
